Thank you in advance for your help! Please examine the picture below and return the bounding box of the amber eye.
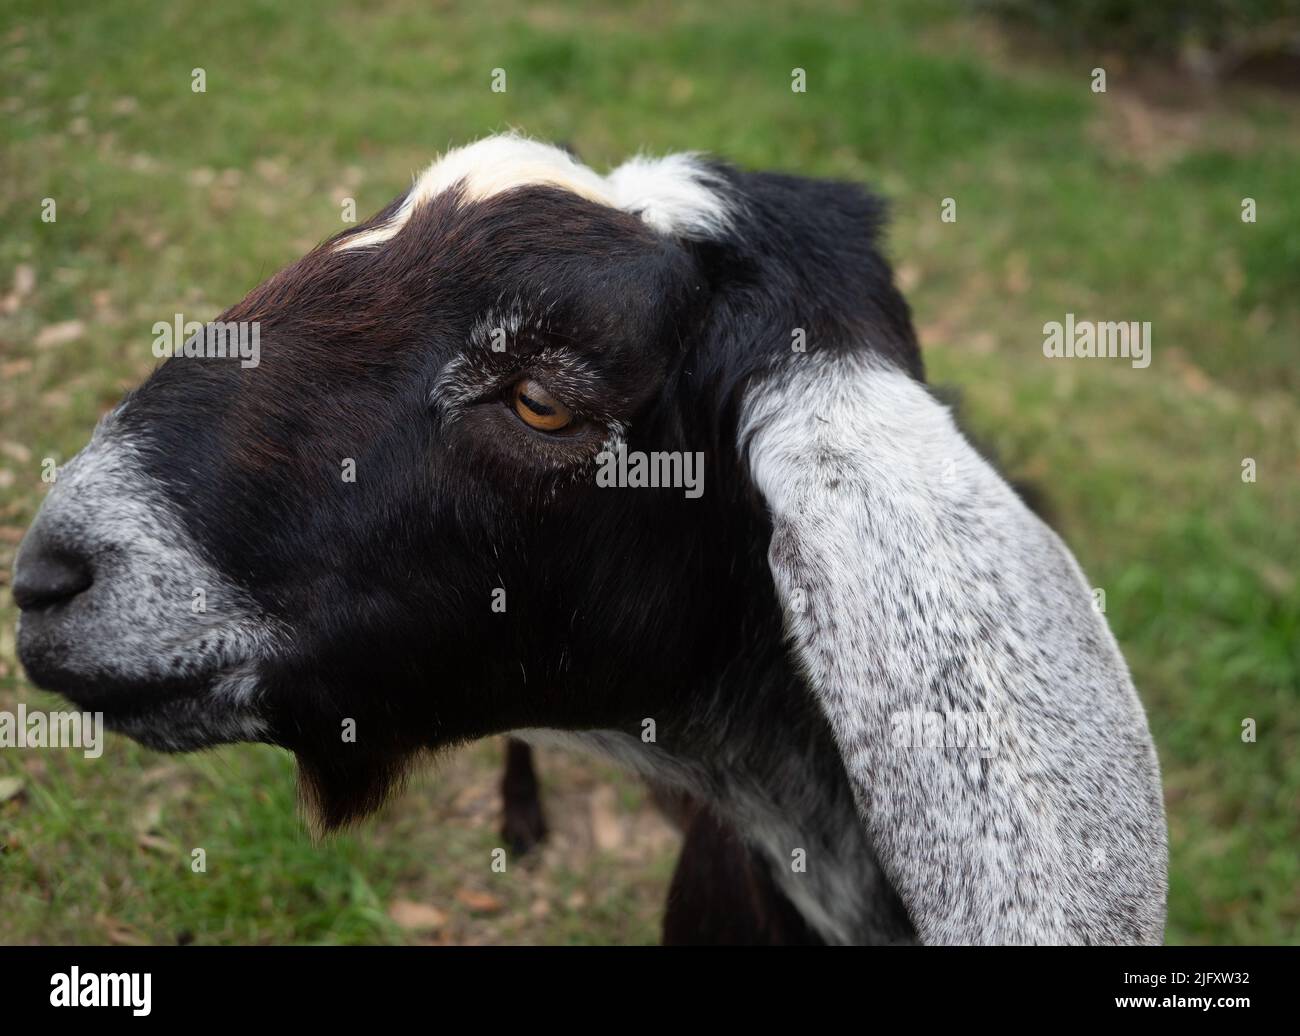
[511,379,573,432]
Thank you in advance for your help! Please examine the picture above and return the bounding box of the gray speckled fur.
[14,413,281,749]
[740,352,1168,944]
[517,726,913,945]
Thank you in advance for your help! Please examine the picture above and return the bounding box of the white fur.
[604,152,734,238]
[337,133,733,250]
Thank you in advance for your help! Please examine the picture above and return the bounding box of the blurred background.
[0,0,1296,945]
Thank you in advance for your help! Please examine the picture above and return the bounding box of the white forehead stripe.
[336,134,732,251]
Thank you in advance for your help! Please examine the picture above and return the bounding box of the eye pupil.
[512,379,573,432]
[519,392,554,417]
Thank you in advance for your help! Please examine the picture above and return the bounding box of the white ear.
[741,352,1168,944]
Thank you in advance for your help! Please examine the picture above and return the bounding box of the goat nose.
[12,535,94,611]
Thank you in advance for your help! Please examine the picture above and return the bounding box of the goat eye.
[511,379,573,432]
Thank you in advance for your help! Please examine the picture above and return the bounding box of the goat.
[13,134,1168,944]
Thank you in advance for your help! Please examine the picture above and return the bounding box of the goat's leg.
[661,806,825,945]
[500,737,548,855]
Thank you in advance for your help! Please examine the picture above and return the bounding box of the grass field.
[1,0,1297,945]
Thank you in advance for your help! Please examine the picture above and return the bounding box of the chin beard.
[292,738,428,833]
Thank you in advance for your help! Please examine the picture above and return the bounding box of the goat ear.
[740,353,1167,944]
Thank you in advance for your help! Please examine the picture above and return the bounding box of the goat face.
[13,137,780,822]
[14,136,1167,942]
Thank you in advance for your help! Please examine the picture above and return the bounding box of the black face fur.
[18,153,921,829]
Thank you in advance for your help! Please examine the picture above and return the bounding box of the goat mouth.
[18,607,271,690]
[54,670,213,714]
[55,674,269,752]
[18,642,271,752]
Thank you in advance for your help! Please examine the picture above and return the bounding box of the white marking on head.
[337,133,733,251]
[604,152,734,238]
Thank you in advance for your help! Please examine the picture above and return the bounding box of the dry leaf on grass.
[589,785,624,851]
[454,888,504,913]
[565,891,588,910]
[98,915,148,946]
[0,776,26,803]
[388,899,449,932]
[136,833,180,856]
[132,797,164,834]
[34,320,85,348]
[0,264,35,314]
[0,440,32,463]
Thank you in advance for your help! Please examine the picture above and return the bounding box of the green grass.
[1,0,1297,944]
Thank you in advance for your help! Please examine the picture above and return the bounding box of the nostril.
[12,544,94,611]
